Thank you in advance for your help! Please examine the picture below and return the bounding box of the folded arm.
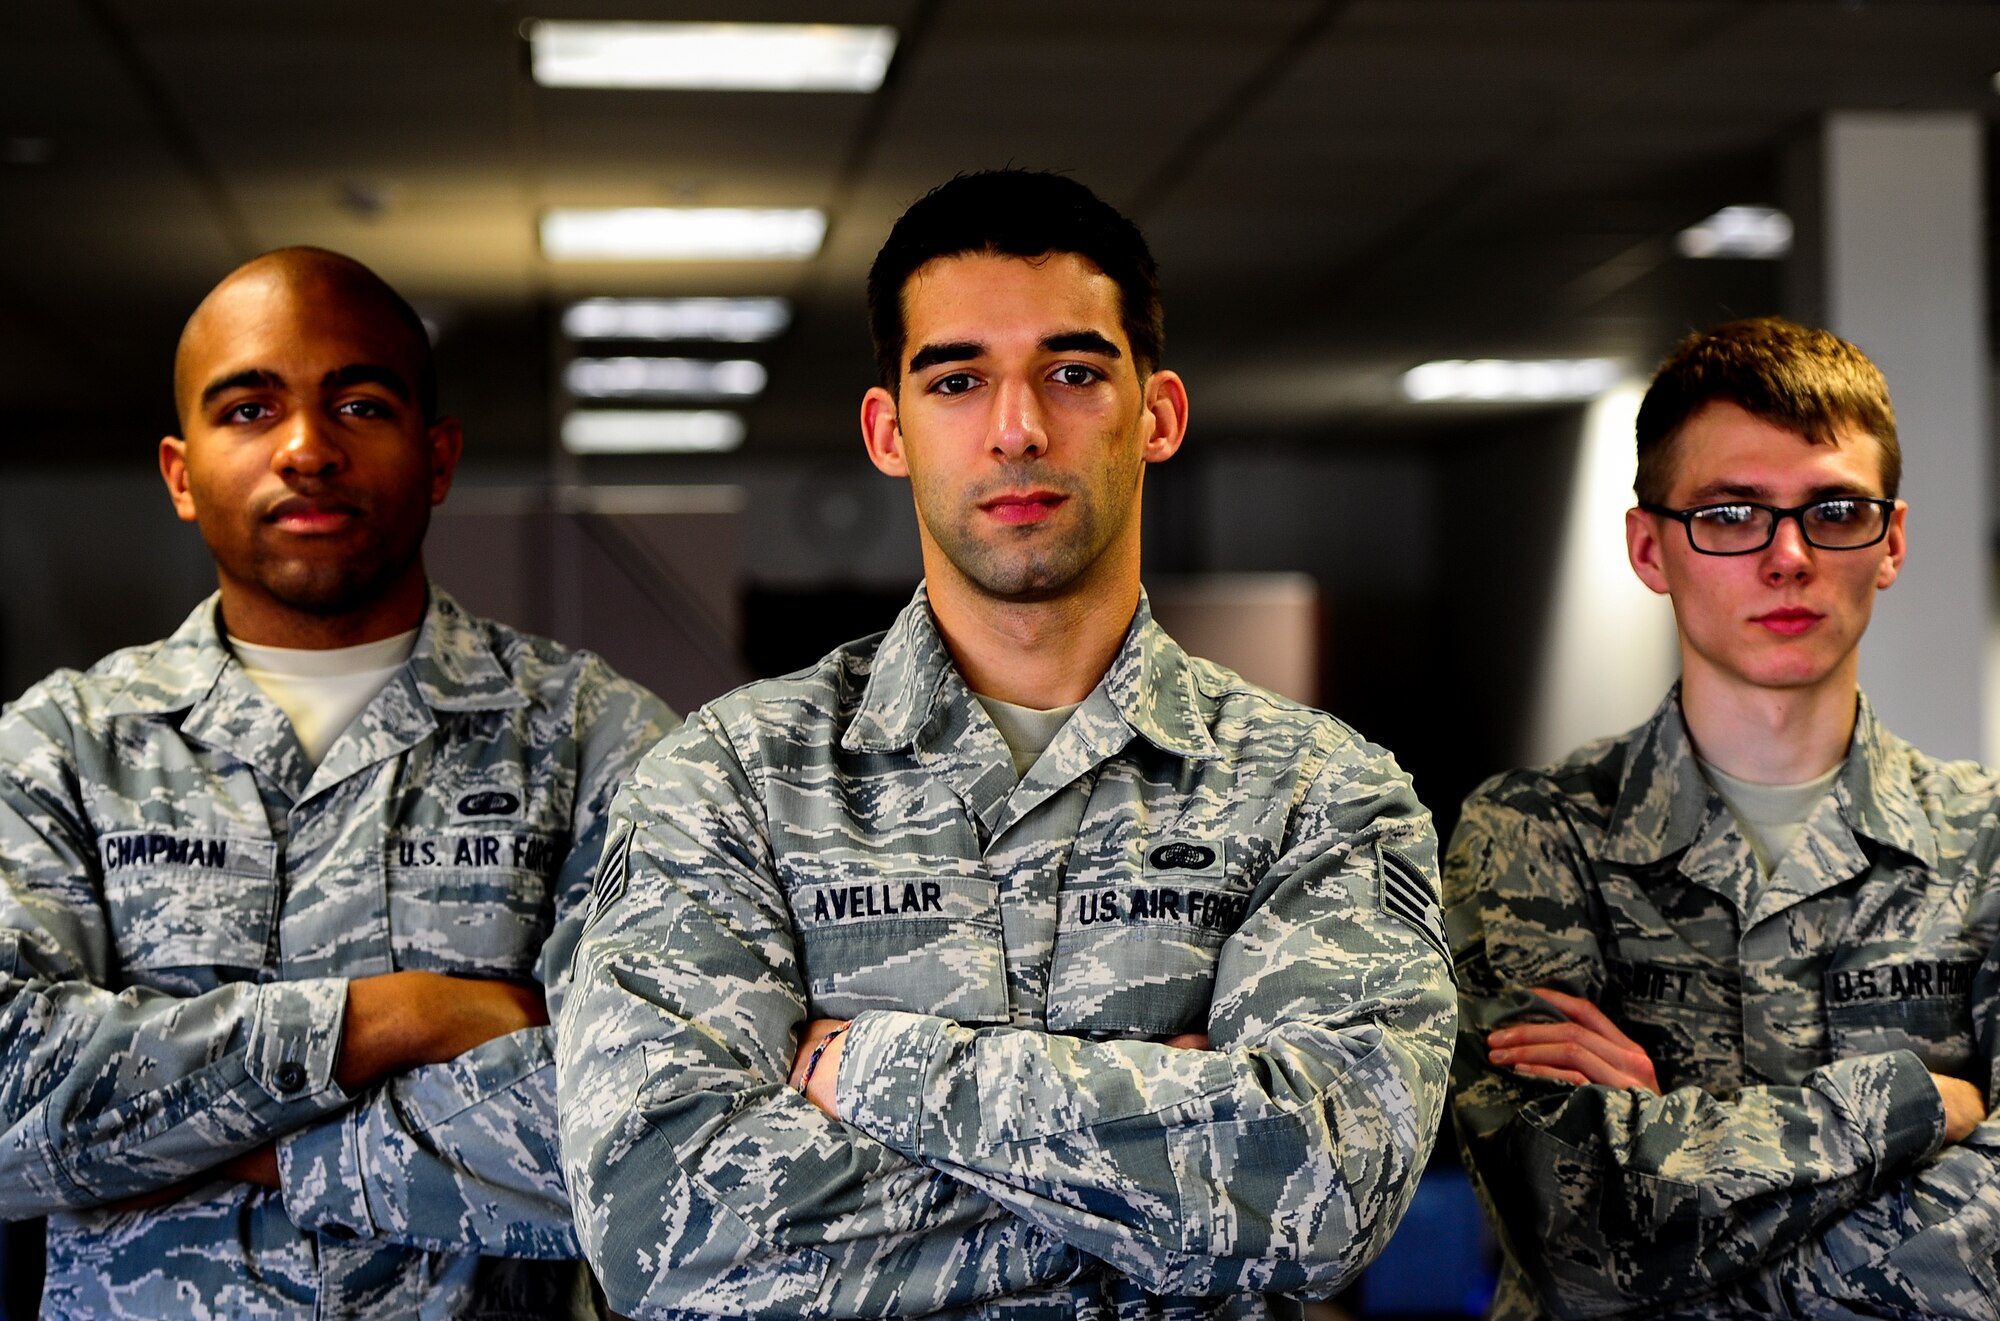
[820,748,1455,1300]
[1446,787,1950,1320]
[1505,981,1998,1317]
[277,673,676,1257]
[558,712,1083,1319]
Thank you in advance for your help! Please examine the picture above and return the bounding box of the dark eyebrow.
[907,341,983,376]
[325,364,412,401]
[200,363,413,410]
[906,331,1123,379]
[200,368,281,409]
[1041,330,1120,358]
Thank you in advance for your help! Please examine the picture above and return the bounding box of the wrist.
[799,1026,847,1098]
[337,971,433,1090]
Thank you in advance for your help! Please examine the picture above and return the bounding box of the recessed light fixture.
[527,21,897,92]
[1676,206,1793,260]
[1403,359,1622,403]
[541,207,826,261]
[563,297,792,342]
[561,409,746,454]
[565,357,768,400]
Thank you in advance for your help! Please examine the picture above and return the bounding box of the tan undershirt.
[232,629,418,764]
[974,694,1082,779]
[1701,759,1845,878]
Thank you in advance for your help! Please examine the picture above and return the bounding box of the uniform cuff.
[837,1010,951,1158]
[1812,1048,1946,1181]
[245,977,348,1104]
[277,1108,375,1237]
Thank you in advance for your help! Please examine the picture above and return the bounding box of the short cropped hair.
[866,170,1164,391]
[1635,317,1900,503]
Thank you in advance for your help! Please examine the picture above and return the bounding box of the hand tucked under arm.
[108,976,547,1213]
[1932,1072,1987,1143]
[1486,987,1661,1093]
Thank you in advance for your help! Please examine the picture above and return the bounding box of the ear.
[427,416,465,506]
[1876,499,1908,590]
[1626,506,1672,596]
[1139,370,1190,464]
[860,386,908,477]
[159,436,198,524]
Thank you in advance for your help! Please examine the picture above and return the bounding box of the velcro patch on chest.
[1144,838,1224,883]
[389,831,563,872]
[1617,959,1702,1006]
[1377,842,1449,964]
[1828,958,1978,1006]
[99,831,274,880]
[1126,838,1244,932]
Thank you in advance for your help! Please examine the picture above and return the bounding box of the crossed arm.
[1490,985,1987,1141]
[0,672,672,1256]
[106,970,549,1207]
[1446,788,2000,1320]
[557,711,1455,1319]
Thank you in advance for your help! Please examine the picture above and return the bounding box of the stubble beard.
[233,509,430,619]
[928,477,1111,602]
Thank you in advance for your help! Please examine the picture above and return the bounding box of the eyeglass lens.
[1686,500,1887,553]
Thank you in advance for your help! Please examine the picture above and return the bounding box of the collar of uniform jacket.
[99,584,530,719]
[1598,685,1938,871]
[839,584,1221,762]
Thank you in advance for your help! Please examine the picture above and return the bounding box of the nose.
[272,409,345,478]
[1762,510,1813,582]
[989,377,1047,460]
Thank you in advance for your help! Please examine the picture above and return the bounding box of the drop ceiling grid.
[856,1,1313,206]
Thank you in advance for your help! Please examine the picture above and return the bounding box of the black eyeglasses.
[1639,497,1895,556]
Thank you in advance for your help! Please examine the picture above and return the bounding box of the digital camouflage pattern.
[558,587,1456,1320]
[1447,688,2000,1320]
[0,586,672,1319]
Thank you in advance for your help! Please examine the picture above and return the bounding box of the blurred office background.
[6,3,2000,1316]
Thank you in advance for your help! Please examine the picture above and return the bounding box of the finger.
[1490,1039,1647,1089]
[1528,987,1644,1052]
[1492,1019,1643,1078]
[1513,1063,1591,1085]
[1161,1033,1210,1050]
[1489,1021,1631,1070]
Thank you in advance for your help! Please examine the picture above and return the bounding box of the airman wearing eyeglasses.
[1446,317,2000,1319]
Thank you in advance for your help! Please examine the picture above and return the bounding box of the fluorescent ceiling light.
[1403,359,1622,403]
[542,207,826,261]
[563,297,791,342]
[566,357,767,400]
[1676,206,1793,260]
[562,410,745,454]
[528,21,896,92]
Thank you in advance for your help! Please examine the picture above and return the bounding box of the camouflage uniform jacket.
[0,585,673,1319]
[557,587,1456,1320]
[1447,688,2000,1320]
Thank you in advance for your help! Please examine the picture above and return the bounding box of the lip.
[979,490,1066,525]
[1753,606,1823,636]
[266,496,361,535]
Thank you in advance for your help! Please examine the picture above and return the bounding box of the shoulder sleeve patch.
[1377,841,1452,968]
[587,822,634,927]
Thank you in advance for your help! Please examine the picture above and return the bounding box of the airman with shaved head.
[0,247,672,1317]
